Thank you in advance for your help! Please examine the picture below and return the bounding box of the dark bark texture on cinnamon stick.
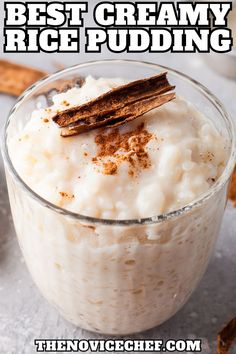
[53,72,175,136]
[61,92,175,137]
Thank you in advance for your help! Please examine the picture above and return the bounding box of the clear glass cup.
[2,60,236,335]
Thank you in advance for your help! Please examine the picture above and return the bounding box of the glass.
[2,60,236,335]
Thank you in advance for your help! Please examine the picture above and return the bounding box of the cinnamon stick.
[216,316,236,354]
[61,92,175,137]
[53,72,175,128]
[53,72,175,136]
[228,166,236,207]
[0,60,47,96]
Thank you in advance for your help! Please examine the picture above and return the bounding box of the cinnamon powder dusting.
[59,191,74,199]
[92,123,154,176]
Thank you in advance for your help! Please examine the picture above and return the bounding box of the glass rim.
[2,59,236,226]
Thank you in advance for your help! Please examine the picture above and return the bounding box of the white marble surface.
[1,2,236,353]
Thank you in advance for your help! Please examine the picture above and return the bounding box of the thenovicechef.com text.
[34,339,202,352]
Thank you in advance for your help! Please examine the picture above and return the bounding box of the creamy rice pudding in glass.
[2,60,236,335]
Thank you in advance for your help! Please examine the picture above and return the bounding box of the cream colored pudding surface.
[7,76,229,334]
[9,76,226,219]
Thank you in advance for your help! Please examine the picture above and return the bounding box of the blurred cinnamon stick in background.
[0,60,47,96]
[216,316,236,354]
[228,166,236,207]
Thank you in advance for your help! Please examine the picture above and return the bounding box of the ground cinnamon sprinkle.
[103,161,118,175]
[59,191,74,199]
[228,166,236,207]
[62,100,70,107]
[92,123,154,176]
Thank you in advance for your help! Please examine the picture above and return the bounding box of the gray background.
[0,1,236,353]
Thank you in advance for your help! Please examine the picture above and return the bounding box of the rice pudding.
[9,76,227,219]
[4,72,231,334]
